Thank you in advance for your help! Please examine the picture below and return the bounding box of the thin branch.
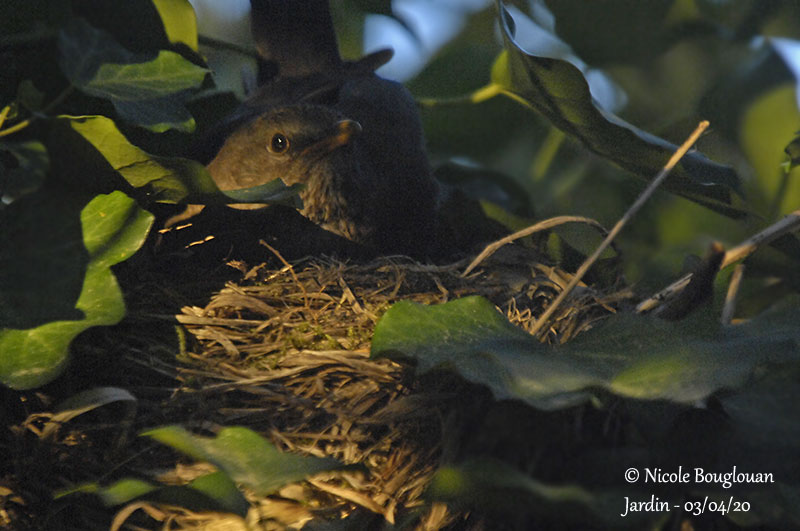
[637,209,800,313]
[529,120,710,335]
[0,105,11,130]
[462,215,612,276]
[0,85,75,138]
[721,264,745,325]
[418,83,502,108]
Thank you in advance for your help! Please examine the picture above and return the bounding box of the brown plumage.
[207,104,375,244]
[176,0,441,258]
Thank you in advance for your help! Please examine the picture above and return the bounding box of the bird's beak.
[306,119,362,154]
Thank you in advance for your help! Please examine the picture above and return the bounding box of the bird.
[174,0,441,258]
[207,104,376,244]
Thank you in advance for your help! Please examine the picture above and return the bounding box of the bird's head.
[207,104,362,194]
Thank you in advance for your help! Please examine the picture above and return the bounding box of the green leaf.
[57,114,214,201]
[58,18,207,132]
[57,478,157,505]
[0,140,49,200]
[371,297,603,409]
[371,296,800,408]
[78,49,206,101]
[143,426,347,495]
[491,2,744,218]
[152,0,199,51]
[0,191,153,389]
[181,471,249,517]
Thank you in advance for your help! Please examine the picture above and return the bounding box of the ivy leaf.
[152,0,199,51]
[491,1,744,218]
[0,190,153,390]
[371,296,604,409]
[143,426,348,496]
[58,17,208,132]
[0,140,49,201]
[371,296,800,409]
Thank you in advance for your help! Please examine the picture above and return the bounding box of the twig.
[637,209,800,313]
[721,264,745,325]
[719,209,800,268]
[462,215,611,276]
[529,121,710,335]
[0,105,11,130]
[417,83,502,108]
[0,85,75,138]
[259,239,308,300]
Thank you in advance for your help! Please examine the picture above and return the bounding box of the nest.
[165,250,631,529]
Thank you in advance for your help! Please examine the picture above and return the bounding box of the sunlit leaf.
[0,191,153,389]
[143,426,347,495]
[152,0,199,51]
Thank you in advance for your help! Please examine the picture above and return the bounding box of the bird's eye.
[268,133,290,154]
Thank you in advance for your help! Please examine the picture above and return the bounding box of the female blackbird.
[195,0,441,258]
[207,104,377,245]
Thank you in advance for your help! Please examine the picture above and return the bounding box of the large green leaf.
[58,17,207,132]
[0,191,153,389]
[491,1,744,218]
[143,426,348,496]
[371,296,604,409]
[371,296,800,409]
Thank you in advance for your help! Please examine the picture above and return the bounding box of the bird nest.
[162,251,630,529]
